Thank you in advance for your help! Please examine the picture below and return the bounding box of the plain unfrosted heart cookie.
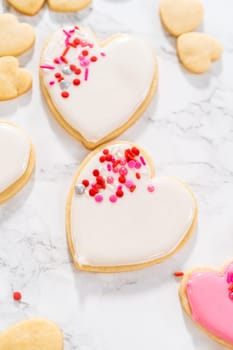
[0,14,35,57]
[7,0,46,16]
[48,0,92,12]
[160,0,204,37]
[0,319,63,350]
[66,142,197,273]
[0,122,35,205]
[40,26,158,149]
[179,262,233,349]
[177,32,222,73]
[0,56,32,100]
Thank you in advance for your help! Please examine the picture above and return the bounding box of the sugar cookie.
[177,32,222,73]
[0,319,63,350]
[48,0,92,12]
[0,122,35,205]
[160,0,204,37]
[66,142,197,273]
[40,26,158,149]
[179,262,233,349]
[0,56,32,101]
[0,14,35,57]
[7,0,46,16]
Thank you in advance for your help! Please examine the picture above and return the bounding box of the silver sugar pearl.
[60,80,70,90]
[62,65,72,75]
[75,184,86,195]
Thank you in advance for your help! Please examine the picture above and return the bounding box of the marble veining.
[0,0,232,349]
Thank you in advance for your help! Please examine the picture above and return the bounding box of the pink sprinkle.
[227,272,233,283]
[111,157,115,163]
[126,180,133,189]
[117,185,123,190]
[107,176,114,184]
[100,52,106,57]
[229,291,233,300]
[81,59,90,67]
[79,55,85,61]
[140,156,146,166]
[128,160,136,168]
[49,81,55,85]
[135,161,141,169]
[88,43,94,48]
[107,164,112,172]
[147,185,155,193]
[81,40,88,47]
[63,29,71,37]
[84,68,89,81]
[113,167,119,173]
[40,65,55,70]
[69,29,75,33]
[55,57,62,64]
[65,37,70,46]
[109,195,117,203]
[95,194,103,203]
[119,167,128,176]
[120,159,126,166]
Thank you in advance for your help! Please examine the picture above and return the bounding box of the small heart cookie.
[0,319,63,350]
[0,14,35,57]
[40,26,158,149]
[0,56,32,101]
[7,0,46,16]
[160,0,204,37]
[179,262,233,349]
[48,0,92,12]
[0,122,35,205]
[177,32,222,74]
[66,142,197,272]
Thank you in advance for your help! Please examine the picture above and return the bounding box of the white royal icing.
[0,123,31,193]
[69,143,196,267]
[41,27,156,143]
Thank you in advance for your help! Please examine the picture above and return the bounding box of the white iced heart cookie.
[177,32,223,74]
[0,319,63,350]
[66,142,197,272]
[40,26,158,149]
[0,122,35,204]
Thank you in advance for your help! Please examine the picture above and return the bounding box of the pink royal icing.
[186,262,233,345]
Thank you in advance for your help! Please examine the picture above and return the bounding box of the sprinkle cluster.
[227,271,233,300]
[75,146,155,204]
[40,26,106,98]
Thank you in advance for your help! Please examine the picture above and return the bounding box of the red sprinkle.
[73,79,81,86]
[13,291,22,301]
[136,172,141,179]
[61,91,69,98]
[106,154,112,161]
[118,175,126,183]
[61,56,68,63]
[174,272,184,277]
[82,179,89,187]
[131,147,140,156]
[99,156,106,163]
[62,46,70,57]
[55,72,61,78]
[54,58,60,64]
[93,169,100,177]
[75,68,82,75]
[89,188,98,197]
[70,64,77,71]
[116,189,124,198]
[130,185,136,193]
[73,38,81,46]
[103,149,109,155]
[82,50,89,56]
[91,56,98,62]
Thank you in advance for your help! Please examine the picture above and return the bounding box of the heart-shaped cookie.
[66,142,197,272]
[179,262,233,349]
[177,32,223,74]
[48,0,92,12]
[40,26,158,149]
[7,0,46,16]
[0,122,35,205]
[160,0,204,37]
[0,57,32,101]
[0,14,35,57]
[0,319,63,350]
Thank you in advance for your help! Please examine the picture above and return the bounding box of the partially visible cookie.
[0,122,35,205]
[48,0,92,12]
[177,32,223,73]
[179,262,233,349]
[160,0,204,37]
[0,14,35,57]
[0,56,32,100]
[0,319,63,350]
[7,0,46,16]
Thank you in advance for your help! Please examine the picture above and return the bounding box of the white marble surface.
[0,0,232,349]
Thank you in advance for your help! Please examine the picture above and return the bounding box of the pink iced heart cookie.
[66,142,197,272]
[40,26,158,149]
[179,262,233,349]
